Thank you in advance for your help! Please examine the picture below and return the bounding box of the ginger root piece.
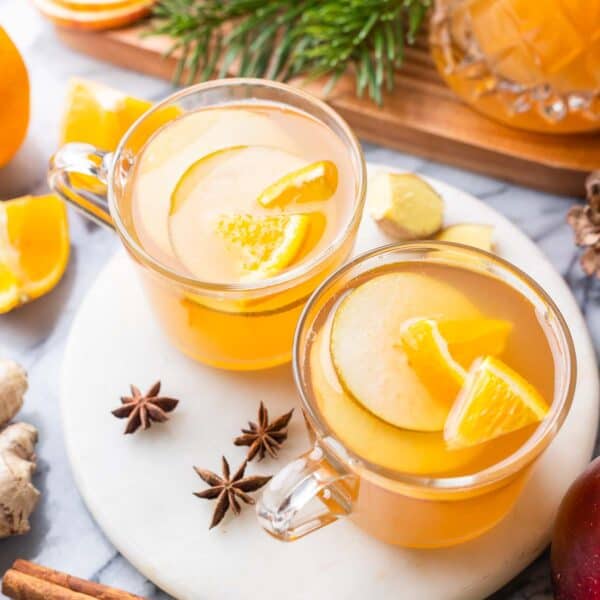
[0,361,28,427]
[436,223,494,252]
[0,423,39,538]
[369,172,444,240]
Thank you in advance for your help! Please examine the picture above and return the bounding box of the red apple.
[552,456,600,599]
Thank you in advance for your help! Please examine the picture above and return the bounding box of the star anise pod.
[193,457,271,529]
[234,402,294,461]
[111,381,179,434]
[567,171,600,278]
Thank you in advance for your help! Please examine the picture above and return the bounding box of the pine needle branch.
[150,0,431,104]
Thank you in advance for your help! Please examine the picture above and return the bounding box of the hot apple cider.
[304,258,557,546]
[123,102,360,369]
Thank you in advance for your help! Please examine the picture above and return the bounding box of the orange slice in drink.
[438,318,512,368]
[257,160,338,208]
[216,213,312,280]
[400,318,467,407]
[444,356,549,449]
[0,195,69,313]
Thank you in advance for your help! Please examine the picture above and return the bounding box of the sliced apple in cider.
[330,272,480,432]
[169,145,248,216]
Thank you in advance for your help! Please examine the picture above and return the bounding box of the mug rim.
[293,241,577,492]
[107,78,367,294]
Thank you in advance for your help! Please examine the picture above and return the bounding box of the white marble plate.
[61,165,598,600]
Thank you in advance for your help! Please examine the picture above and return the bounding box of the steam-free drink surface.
[307,262,556,478]
[128,103,355,283]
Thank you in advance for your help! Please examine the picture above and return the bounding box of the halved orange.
[0,195,69,313]
[444,356,549,449]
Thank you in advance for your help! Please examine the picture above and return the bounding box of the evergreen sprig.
[150,0,431,104]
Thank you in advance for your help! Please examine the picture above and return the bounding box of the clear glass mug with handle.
[48,79,366,371]
[257,243,576,548]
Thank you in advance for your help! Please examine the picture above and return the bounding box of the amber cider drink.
[123,98,362,370]
[293,244,571,548]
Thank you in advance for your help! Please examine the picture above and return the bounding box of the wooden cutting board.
[55,24,600,197]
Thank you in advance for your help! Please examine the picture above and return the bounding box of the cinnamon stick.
[3,561,146,600]
[2,570,91,600]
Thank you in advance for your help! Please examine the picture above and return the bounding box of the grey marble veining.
[0,2,597,599]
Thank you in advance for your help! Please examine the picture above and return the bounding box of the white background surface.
[0,2,598,598]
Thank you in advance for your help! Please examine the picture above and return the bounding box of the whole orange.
[0,27,29,167]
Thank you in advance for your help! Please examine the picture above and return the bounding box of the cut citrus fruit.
[54,0,146,9]
[330,272,480,431]
[167,145,307,281]
[444,356,549,449]
[400,318,467,407]
[369,172,444,240]
[61,78,151,150]
[216,213,312,280]
[0,195,69,313]
[61,78,180,152]
[0,265,20,314]
[33,0,153,31]
[438,318,512,368]
[311,321,484,475]
[257,160,338,208]
[169,146,247,216]
[0,27,29,167]
[436,224,494,252]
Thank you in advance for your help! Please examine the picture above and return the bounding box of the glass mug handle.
[48,143,114,229]
[256,445,356,541]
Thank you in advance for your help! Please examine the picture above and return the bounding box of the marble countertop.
[0,3,597,599]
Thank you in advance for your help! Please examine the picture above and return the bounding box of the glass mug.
[48,79,366,370]
[257,243,576,548]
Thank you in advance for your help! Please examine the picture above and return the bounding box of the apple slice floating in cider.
[329,272,480,432]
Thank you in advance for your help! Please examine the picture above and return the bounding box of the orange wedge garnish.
[0,195,69,313]
[444,356,549,448]
[257,160,338,208]
[399,318,467,407]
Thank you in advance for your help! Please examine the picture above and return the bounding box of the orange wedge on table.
[61,78,181,151]
[61,78,152,150]
[0,195,69,313]
[444,356,549,449]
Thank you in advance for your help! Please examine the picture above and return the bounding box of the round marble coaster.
[61,166,598,600]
